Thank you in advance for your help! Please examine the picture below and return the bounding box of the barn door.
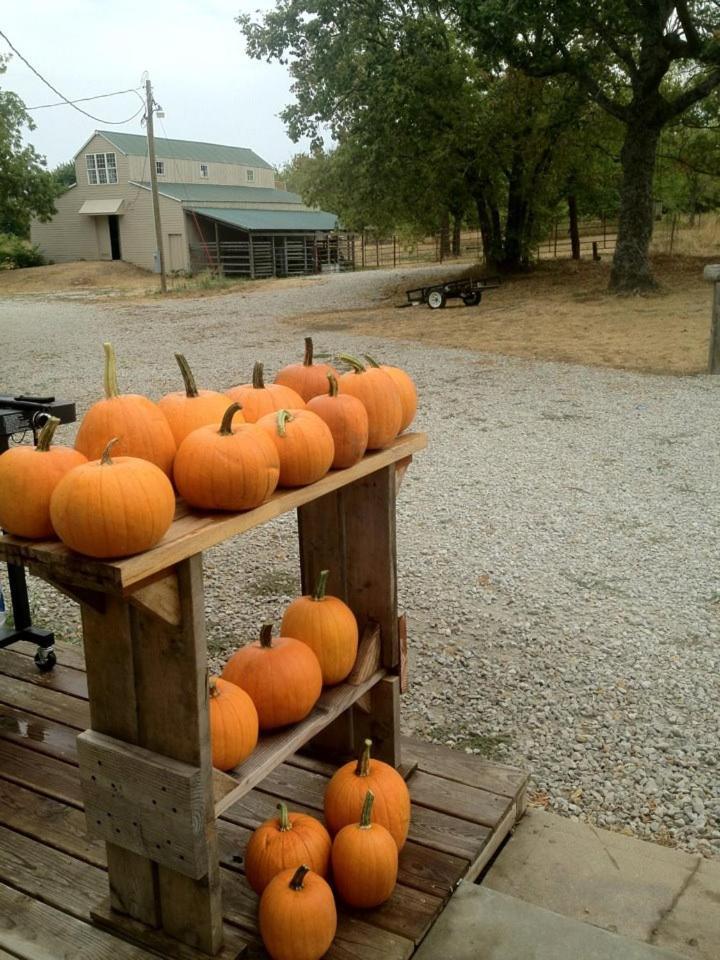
[168,234,185,273]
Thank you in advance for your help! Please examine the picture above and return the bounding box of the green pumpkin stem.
[356,738,372,777]
[327,372,339,398]
[259,623,274,648]
[100,437,120,466]
[359,790,375,829]
[175,353,199,398]
[276,409,293,438]
[303,337,314,366]
[36,416,60,452]
[103,342,120,399]
[363,354,381,368]
[313,569,329,601]
[252,362,265,390]
[289,864,310,890]
[338,353,366,374]
[277,802,292,832]
[219,403,242,436]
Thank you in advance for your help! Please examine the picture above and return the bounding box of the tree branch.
[666,68,720,118]
[674,0,702,55]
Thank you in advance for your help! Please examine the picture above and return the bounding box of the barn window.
[86,152,118,185]
[246,169,255,182]
[155,160,165,176]
[200,163,209,178]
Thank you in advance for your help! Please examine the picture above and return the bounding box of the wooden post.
[393,235,397,268]
[376,237,380,268]
[703,264,720,373]
[145,78,167,294]
[248,233,255,279]
[214,222,221,276]
[592,241,600,261]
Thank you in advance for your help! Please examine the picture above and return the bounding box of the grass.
[250,569,299,598]
[427,723,513,760]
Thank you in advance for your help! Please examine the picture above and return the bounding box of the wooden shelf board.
[0,432,427,593]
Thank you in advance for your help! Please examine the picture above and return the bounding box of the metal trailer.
[401,276,501,309]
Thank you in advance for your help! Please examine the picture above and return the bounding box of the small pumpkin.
[50,438,175,558]
[209,676,259,772]
[0,417,87,539]
[159,353,241,446]
[173,403,280,511]
[74,343,176,476]
[259,865,336,960]
[274,337,338,402]
[280,569,358,686]
[324,739,410,850]
[257,409,334,488]
[307,373,369,469]
[246,802,331,895]
[331,790,398,908]
[226,362,304,423]
[222,624,322,730]
[337,354,402,449]
[364,355,417,433]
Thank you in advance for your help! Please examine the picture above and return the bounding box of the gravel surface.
[2,265,719,859]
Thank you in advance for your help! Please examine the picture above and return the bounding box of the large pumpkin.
[74,343,176,476]
[226,362,304,423]
[331,790,398,908]
[222,624,322,730]
[337,355,402,449]
[50,439,176,558]
[274,337,338,402]
[0,417,86,539]
[209,676,258,772]
[257,409,334,487]
[364,355,417,433]
[245,802,331,895]
[280,569,358,685]
[324,739,410,850]
[159,353,240,446]
[306,373,369,469]
[174,403,280,511]
[259,865,336,960]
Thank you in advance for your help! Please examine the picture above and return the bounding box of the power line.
[28,87,143,111]
[0,28,145,124]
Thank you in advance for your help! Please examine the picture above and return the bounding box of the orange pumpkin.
[174,403,280,511]
[50,439,175,558]
[226,362,304,423]
[331,790,398,908]
[74,343,176,476]
[245,802,331,895]
[274,337,338,402]
[257,409,334,488]
[324,739,410,850]
[159,353,241,446]
[222,624,322,730]
[364,355,417,433]
[307,373,369,469]
[259,865,336,960]
[0,416,86,539]
[209,677,259,772]
[337,354,402,449]
[280,569,358,685]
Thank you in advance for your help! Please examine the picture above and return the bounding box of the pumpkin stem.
[277,802,292,832]
[259,623,274,648]
[175,353,199,398]
[36,416,60,452]
[103,342,120,399]
[276,409,293,438]
[219,403,242,436]
[303,337,314,366]
[356,739,372,777]
[359,790,375,829]
[327,372,339,398]
[289,864,310,891]
[338,353,366,375]
[100,437,120,466]
[209,677,220,699]
[252,362,265,390]
[313,569,329,601]
[363,354,381,368]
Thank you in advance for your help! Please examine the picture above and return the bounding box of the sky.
[1,1,309,170]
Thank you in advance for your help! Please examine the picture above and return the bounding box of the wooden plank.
[398,614,409,693]
[11,638,87,672]
[394,455,412,492]
[0,702,78,765]
[0,672,90,730]
[342,883,442,945]
[32,566,107,613]
[0,739,83,807]
[129,569,182,626]
[346,622,381,685]
[354,676,401,767]
[464,804,516,883]
[402,736,528,803]
[408,770,511,828]
[0,647,88,699]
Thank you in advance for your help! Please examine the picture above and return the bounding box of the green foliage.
[0,233,46,269]
[52,160,76,190]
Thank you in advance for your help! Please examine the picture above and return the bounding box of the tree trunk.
[610,119,661,292]
[568,194,580,259]
[474,189,503,270]
[439,211,451,258]
[452,214,462,256]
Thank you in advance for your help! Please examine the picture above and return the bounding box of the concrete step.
[415,884,688,960]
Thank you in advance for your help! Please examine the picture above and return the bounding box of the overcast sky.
[2,1,309,170]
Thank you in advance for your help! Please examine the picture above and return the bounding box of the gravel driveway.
[2,266,719,859]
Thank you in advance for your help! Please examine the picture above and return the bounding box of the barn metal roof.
[96,131,273,169]
[132,182,304,204]
[187,207,340,232]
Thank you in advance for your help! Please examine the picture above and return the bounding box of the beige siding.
[119,188,188,272]
[128,155,275,187]
[31,186,100,262]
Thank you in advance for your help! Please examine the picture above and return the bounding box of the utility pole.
[145,77,167,293]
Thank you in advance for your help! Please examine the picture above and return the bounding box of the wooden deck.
[0,640,528,959]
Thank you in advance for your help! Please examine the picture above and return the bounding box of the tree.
[0,56,58,236]
[52,160,76,190]
[455,1,720,290]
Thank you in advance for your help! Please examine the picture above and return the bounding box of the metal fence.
[189,234,356,279]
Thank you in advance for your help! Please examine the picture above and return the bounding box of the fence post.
[703,264,720,374]
[376,237,380,268]
[553,221,558,257]
[214,222,221,276]
[592,241,600,261]
[361,231,366,269]
[249,234,255,279]
[393,236,397,268]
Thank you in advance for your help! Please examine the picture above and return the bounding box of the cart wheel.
[427,290,446,309]
[462,292,481,306]
[34,648,56,673]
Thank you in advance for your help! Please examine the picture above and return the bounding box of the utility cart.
[401,276,500,310]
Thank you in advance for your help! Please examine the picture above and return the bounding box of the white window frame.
[86,152,118,185]
[246,168,255,183]
[199,163,209,178]
[155,160,165,176]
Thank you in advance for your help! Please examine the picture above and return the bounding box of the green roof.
[187,207,340,232]
[134,181,303,204]
[96,131,273,169]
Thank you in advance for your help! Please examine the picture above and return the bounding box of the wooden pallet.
[0,640,527,959]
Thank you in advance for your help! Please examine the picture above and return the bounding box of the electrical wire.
[28,87,143,110]
[0,28,145,124]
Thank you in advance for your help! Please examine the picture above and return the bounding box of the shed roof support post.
[214,222,221,276]
[249,233,255,280]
